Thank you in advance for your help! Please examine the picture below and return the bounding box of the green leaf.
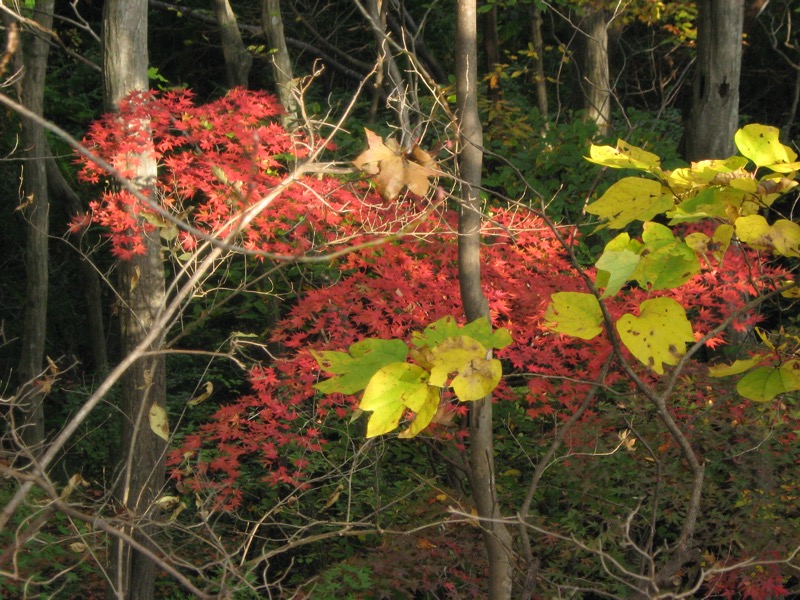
[360,363,431,437]
[312,339,409,395]
[735,124,798,169]
[708,355,764,377]
[595,233,641,298]
[668,186,742,224]
[587,140,662,173]
[630,223,701,290]
[586,177,673,230]
[736,366,796,402]
[616,297,694,374]
[428,336,502,401]
[412,315,512,350]
[544,292,603,340]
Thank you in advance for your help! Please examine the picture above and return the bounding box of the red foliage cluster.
[77,88,429,260]
[167,206,785,508]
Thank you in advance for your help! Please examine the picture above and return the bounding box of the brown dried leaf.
[353,128,439,199]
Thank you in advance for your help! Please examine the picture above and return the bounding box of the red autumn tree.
[77,88,797,597]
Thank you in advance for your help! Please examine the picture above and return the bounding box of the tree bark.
[211,0,251,88]
[579,7,611,136]
[261,0,298,127]
[685,0,745,160]
[103,1,167,598]
[363,0,412,145]
[530,5,549,123]
[456,1,514,598]
[16,0,55,456]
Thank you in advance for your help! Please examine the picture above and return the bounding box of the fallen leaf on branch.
[353,128,439,200]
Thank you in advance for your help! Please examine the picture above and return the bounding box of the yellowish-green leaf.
[595,233,641,298]
[187,381,214,406]
[616,297,694,374]
[586,177,672,230]
[736,365,798,402]
[429,336,487,387]
[735,124,798,168]
[708,355,764,377]
[412,315,512,351]
[711,224,734,262]
[734,214,772,250]
[683,232,710,255]
[779,359,800,391]
[587,140,662,173]
[398,386,441,438]
[770,219,800,257]
[312,338,408,395]
[451,357,502,401]
[629,223,701,290]
[149,403,169,441]
[544,292,603,340]
[668,186,744,224]
[427,337,504,401]
[360,362,430,437]
[667,156,749,191]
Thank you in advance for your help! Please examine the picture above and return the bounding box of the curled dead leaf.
[353,128,439,200]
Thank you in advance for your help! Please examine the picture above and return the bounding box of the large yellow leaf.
[616,297,694,374]
[734,124,798,169]
[428,336,502,401]
[544,292,603,340]
[586,177,672,230]
[360,362,431,437]
[587,140,662,173]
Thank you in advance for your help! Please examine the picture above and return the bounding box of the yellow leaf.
[735,124,798,168]
[616,298,694,374]
[734,214,771,250]
[586,177,672,230]
[708,355,764,377]
[360,363,431,437]
[187,381,214,406]
[149,403,169,441]
[544,292,603,340]
[587,140,662,173]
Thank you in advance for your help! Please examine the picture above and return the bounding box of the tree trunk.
[261,0,298,126]
[685,0,745,160]
[211,0,251,88]
[579,7,611,136]
[363,0,412,145]
[16,0,55,456]
[530,5,549,123]
[45,151,108,373]
[455,1,514,598]
[103,1,167,598]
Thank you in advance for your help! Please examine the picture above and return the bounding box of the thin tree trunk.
[211,0,251,88]
[580,7,611,135]
[456,1,514,598]
[103,1,167,598]
[45,151,108,373]
[362,0,412,145]
[531,5,549,123]
[16,0,55,456]
[261,0,298,126]
[685,0,745,160]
